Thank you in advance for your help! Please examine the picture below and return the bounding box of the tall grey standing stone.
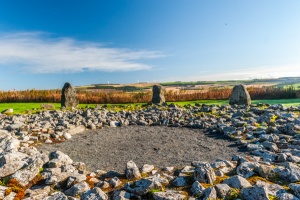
[61,82,78,108]
[152,85,165,105]
[229,84,251,106]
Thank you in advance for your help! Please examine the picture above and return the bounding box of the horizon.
[0,1,300,90]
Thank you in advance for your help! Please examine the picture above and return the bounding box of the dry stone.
[125,160,141,180]
[152,85,165,105]
[61,82,78,108]
[229,84,251,106]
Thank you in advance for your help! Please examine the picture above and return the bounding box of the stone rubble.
[0,102,300,199]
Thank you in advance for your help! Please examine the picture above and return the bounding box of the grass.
[170,98,300,107]
[1,98,300,114]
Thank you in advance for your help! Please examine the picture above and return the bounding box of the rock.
[4,192,16,200]
[277,193,300,200]
[172,176,187,187]
[61,82,78,108]
[256,164,275,178]
[40,104,55,110]
[289,183,300,198]
[194,163,216,184]
[69,125,86,135]
[63,133,72,140]
[190,181,205,196]
[279,162,300,182]
[110,121,119,128]
[109,177,122,188]
[0,151,28,178]
[81,187,108,200]
[223,175,252,189]
[111,190,135,200]
[25,185,51,199]
[124,178,160,196]
[141,164,154,173]
[236,162,257,178]
[256,180,286,197]
[125,161,141,180]
[0,185,8,199]
[152,85,165,105]
[198,187,217,200]
[64,181,90,197]
[153,190,186,200]
[240,185,269,200]
[43,192,68,200]
[48,150,73,167]
[2,108,13,114]
[11,154,48,187]
[215,183,231,199]
[229,84,251,106]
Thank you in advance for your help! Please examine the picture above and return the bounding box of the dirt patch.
[38,126,248,172]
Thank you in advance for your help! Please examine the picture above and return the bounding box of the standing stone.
[229,84,251,106]
[61,82,78,108]
[152,85,165,105]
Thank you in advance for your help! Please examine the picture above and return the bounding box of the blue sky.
[0,0,300,90]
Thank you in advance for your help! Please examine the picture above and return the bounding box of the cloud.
[0,32,164,73]
[161,65,300,82]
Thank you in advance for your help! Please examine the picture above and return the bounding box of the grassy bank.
[1,98,300,114]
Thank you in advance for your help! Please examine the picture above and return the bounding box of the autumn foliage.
[0,86,298,104]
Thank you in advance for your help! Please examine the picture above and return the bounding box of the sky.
[0,0,300,90]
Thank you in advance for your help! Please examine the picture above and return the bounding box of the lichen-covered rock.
[61,82,78,108]
[229,84,251,106]
[152,85,165,105]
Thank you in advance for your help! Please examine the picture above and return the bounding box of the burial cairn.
[229,84,251,106]
[151,85,165,105]
[61,82,79,108]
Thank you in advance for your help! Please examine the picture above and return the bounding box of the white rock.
[0,151,28,178]
[63,133,72,140]
[81,187,108,200]
[64,181,90,197]
[141,164,154,173]
[223,175,252,189]
[125,160,141,180]
[153,190,186,200]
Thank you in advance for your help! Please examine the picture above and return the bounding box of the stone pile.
[1,102,300,199]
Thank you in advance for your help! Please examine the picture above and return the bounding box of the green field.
[1,98,300,114]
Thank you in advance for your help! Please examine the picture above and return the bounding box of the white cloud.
[0,32,164,73]
[161,65,300,82]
